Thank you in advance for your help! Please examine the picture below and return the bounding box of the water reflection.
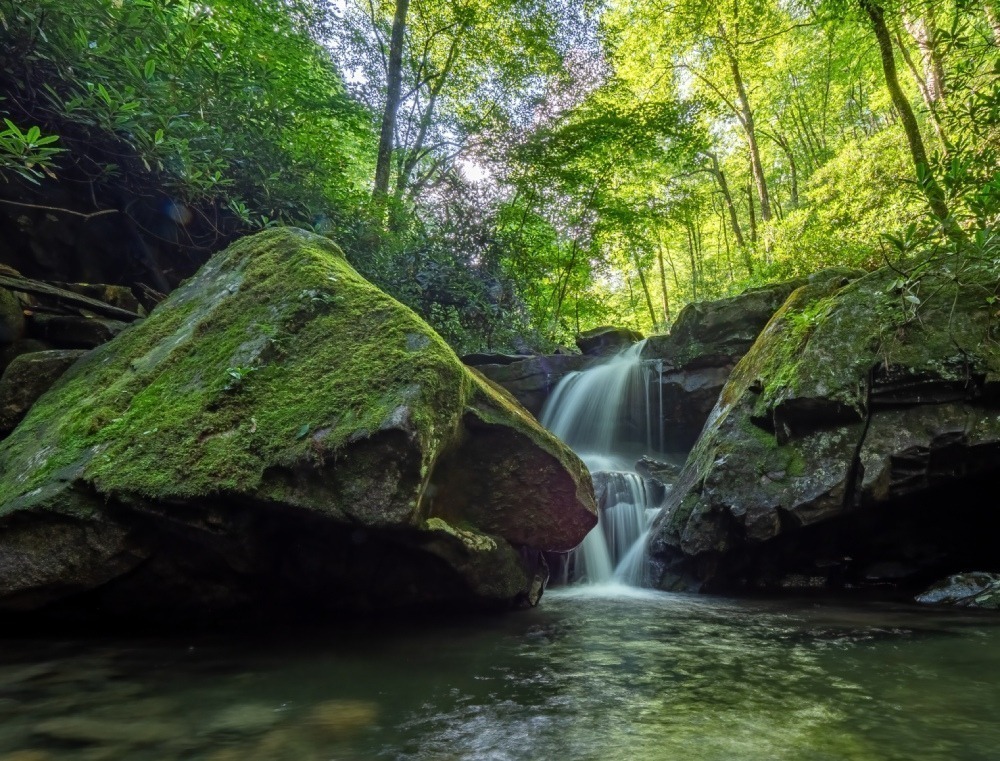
[1,590,999,760]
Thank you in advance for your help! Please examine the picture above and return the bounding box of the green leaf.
[296,423,311,439]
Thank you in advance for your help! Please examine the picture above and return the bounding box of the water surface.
[2,587,998,760]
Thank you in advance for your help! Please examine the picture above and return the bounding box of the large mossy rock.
[639,275,847,451]
[0,228,597,622]
[649,254,1000,593]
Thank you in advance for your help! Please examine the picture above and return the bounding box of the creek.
[1,591,999,759]
[3,344,998,759]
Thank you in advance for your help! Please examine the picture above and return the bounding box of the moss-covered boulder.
[649,252,1000,593]
[637,273,858,451]
[0,228,597,622]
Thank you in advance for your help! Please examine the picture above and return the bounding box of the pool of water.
[2,586,999,760]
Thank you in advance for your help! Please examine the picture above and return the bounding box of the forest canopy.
[0,0,997,351]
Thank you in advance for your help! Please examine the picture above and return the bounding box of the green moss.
[0,228,479,507]
[424,517,498,552]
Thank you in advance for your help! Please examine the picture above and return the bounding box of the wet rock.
[0,751,54,761]
[634,456,683,485]
[649,260,1000,593]
[205,704,283,737]
[32,716,181,746]
[916,572,1000,609]
[0,228,597,622]
[576,326,643,356]
[304,699,378,739]
[0,350,87,435]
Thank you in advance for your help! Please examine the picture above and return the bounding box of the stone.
[205,704,283,737]
[461,352,534,367]
[0,228,597,622]
[0,339,50,375]
[26,313,129,349]
[303,699,378,739]
[50,282,141,314]
[0,350,87,435]
[472,353,589,416]
[916,572,1000,609]
[648,258,1000,593]
[0,287,25,343]
[576,326,643,356]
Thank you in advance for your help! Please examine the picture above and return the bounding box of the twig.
[0,198,119,219]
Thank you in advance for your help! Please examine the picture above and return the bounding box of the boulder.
[27,313,130,349]
[0,349,87,435]
[639,273,859,451]
[576,326,643,356]
[471,353,589,417]
[0,338,51,375]
[0,228,597,622]
[649,256,1000,593]
[0,287,25,343]
[916,572,1000,609]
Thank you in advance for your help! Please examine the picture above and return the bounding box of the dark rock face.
[576,326,643,356]
[0,349,86,434]
[0,228,597,623]
[471,354,589,417]
[648,259,1000,594]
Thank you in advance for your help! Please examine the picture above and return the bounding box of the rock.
[303,699,378,739]
[26,313,129,349]
[638,272,861,451]
[576,326,643,356]
[32,716,180,746]
[0,339,51,375]
[0,228,597,621]
[461,352,534,366]
[649,258,1000,593]
[205,704,283,737]
[916,572,1000,609]
[0,287,25,343]
[472,353,589,416]
[634,456,683,485]
[50,283,141,314]
[0,350,87,435]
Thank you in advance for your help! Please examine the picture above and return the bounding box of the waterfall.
[540,340,667,586]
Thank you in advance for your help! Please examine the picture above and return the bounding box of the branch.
[0,198,119,219]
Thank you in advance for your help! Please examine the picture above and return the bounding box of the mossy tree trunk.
[860,0,966,244]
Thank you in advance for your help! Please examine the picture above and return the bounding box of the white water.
[540,341,666,586]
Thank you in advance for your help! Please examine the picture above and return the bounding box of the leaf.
[296,423,311,439]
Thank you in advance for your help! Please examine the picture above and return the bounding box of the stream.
[1,589,999,759]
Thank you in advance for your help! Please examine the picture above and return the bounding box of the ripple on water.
[0,593,999,760]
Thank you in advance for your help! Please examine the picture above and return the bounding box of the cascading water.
[540,341,668,586]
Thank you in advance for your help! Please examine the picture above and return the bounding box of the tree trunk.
[635,256,657,327]
[985,0,1000,42]
[394,25,465,199]
[860,0,963,242]
[725,42,772,223]
[656,241,671,325]
[747,179,757,244]
[373,0,411,199]
[772,132,799,208]
[707,152,746,250]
